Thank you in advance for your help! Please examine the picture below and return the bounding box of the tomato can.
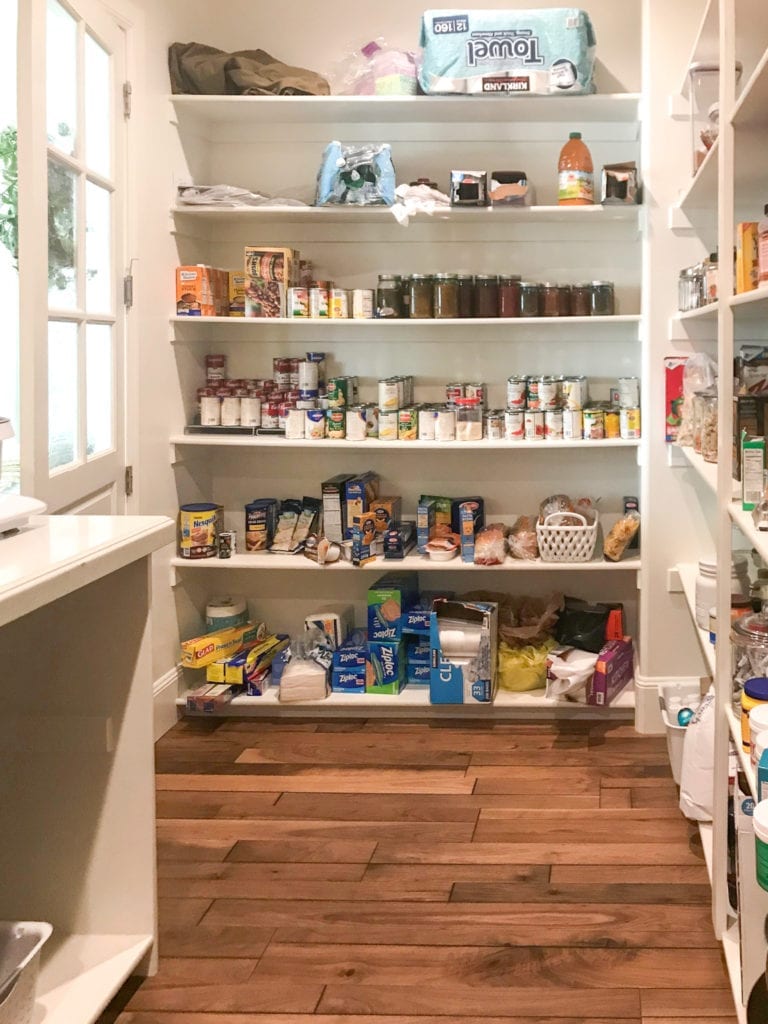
[446,382,464,404]
[524,409,545,440]
[305,408,326,439]
[309,286,329,318]
[273,357,292,387]
[505,409,525,441]
[327,408,346,438]
[398,407,418,441]
[205,353,227,384]
[537,376,561,410]
[287,287,309,317]
[465,382,486,406]
[346,406,368,441]
[544,407,564,440]
[620,406,642,439]
[583,407,606,440]
[418,406,438,441]
[563,408,583,440]
[378,409,399,441]
[506,375,528,409]
[261,400,280,429]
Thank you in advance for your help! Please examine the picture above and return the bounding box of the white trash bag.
[679,686,715,821]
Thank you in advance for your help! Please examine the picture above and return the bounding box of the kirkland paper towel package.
[430,598,498,704]
[418,9,597,96]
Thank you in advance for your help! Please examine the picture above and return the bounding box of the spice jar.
[590,281,615,316]
[557,285,572,316]
[409,275,434,319]
[498,275,521,317]
[570,283,592,317]
[540,283,562,317]
[454,397,484,441]
[433,274,459,319]
[473,275,499,318]
[457,275,475,318]
[376,274,403,318]
[519,282,541,318]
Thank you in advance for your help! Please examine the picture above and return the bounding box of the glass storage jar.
[498,275,521,317]
[590,281,615,316]
[454,397,484,441]
[409,275,434,319]
[540,283,561,317]
[433,274,459,319]
[692,390,705,453]
[700,389,718,463]
[519,282,541,318]
[474,275,499,318]
[377,274,403,318]
[570,283,591,317]
[732,612,768,713]
[456,275,475,318]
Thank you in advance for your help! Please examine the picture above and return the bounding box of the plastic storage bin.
[0,922,52,1024]
[659,680,703,784]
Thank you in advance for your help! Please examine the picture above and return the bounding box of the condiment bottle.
[558,131,594,206]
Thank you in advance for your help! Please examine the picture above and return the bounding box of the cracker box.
[332,664,367,693]
[458,500,483,563]
[344,471,380,539]
[664,356,688,443]
[430,598,498,704]
[417,498,437,554]
[244,246,296,318]
[370,496,402,533]
[366,640,407,694]
[176,265,218,317]
[367,573,419,641]
[587,637,634,706]
[322,473,355,544]
[245,498,279,552]
[352,513,381,566]
[229,270,246,316]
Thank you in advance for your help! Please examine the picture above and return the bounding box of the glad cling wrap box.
[419,9,596,96]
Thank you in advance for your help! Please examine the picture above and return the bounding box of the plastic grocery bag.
[497,638,557,691]
[326,39,418,96]
[678,687,715,821]
[315,141,396,207]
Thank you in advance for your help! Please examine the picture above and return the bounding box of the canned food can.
[278,401,295,429]
[346,375,360,404]
[364,405,380,438]
[465,382,486,406]
[620,406,642,439]
[618,376,640,408]
[305,408,326,439]
[446,382,464,404]
[329,288,349,319]
[352,288,375,319]
[217,530,236,559]
[298,387,319,401]
[326,377,349,408]
[506,375,528,409]
[327,408,346,438]
[563,408,583,441]
[604,407,620,439]
[436,406,456,442]
[418,406,438,441]
[200,395,221,427]
[398,407,418,441]
[205,354,227,383]
[298,359,319,392]
[378,409,399,441]
[485,410,504,440]
[289,358,300,388]
[504,409,525,441]
[544,407,564,440]
[378,378,400,412]
[221,395,241,427]
[524,409,545,441]
[309,287,329,318]
[178,502,220,560]
[288,287,309,317]
[284,407,305,440]
[562,375,587,411]
[346,406,368,442]
[583,407,606,440]
[538,376,560,410]
[402,376,414,406]
[306,351,326,387]
[296,399,317,410]
[240,395,261,427]
[273,357,292,388]
[261,401,280,429]
[526,378,541,411]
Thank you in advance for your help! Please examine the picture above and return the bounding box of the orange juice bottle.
[558,131,594,206]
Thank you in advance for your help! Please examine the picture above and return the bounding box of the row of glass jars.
[377,275,616,319]
[678,253,718,312]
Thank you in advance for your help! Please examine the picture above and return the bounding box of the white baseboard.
[153,665,181,740]
[633,672,705,735]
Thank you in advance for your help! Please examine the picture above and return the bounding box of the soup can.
[217,530,236,559]
[563,408,584,440]
[346,405,368,442]
[305,408,326,439]
[309,286,329,318]
[526,378,541,410]
[221,394,241,427]
[205,353,227,384]
[506,375,528,409]
[178,502,220,560]
[200,393,221,427]
[604,407,621,439]
[418,406,438,441]
[505,409,525,441]
[524,410,545,441]
[537,376,560,410]
[273,357,292,387]
[620,406,642,439]
[240,395,261,427]
[287,287,309,317]
[352,288,375,319]
[398,407,418,441]
[327,408,346,439]
[583,407,606,440]
[562,375,587,411]
[544,407,564,440]
[298,360,318,392]
[436,406,456,442]
[326,377,349,408]
[378,409,399,441]
[485,410,504,440]
[446,382,464,404]
[618,376,640,408]
[284,407,305,440]
[465,382,486,406]
[364,404,380,438]
[378,378,400,412]
[329,288,349,319]
[261,400,280,429]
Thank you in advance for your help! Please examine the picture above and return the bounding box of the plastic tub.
[658,680,702,784]
[0,922,52,1024]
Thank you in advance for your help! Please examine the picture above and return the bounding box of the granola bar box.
[367,572,419,642]
[244,246,297,318]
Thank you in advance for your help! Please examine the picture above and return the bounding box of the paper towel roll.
[206,595,248,632]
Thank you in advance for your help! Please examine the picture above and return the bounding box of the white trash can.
[659,680,703,785]
[0,922,52,1024]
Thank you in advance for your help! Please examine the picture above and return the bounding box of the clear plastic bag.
[326,39,418,96]
[315,141,396,207]
[677,352,717,447]
[474,523,507,566]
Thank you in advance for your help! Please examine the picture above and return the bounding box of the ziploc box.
[586,637,634,706]
[406,637,431,665]
[332,629,368,670]
[322,473,355,544]
[408,662,431,684]
[403,591,452,635]
[367,572,419,641]
[244,246,296,318]
[332,665,367,693]
[366,640,407,694]
[664,356,687,443]
[430,598,498,705]
[345,471,380,539]
[419,9,597,97]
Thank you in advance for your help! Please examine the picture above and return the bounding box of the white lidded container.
[0,921,52,1024]
[750,708,768,767]
[695,554,751,630]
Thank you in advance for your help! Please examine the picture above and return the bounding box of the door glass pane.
[48,321,79,471]
[85,181,111,313]
[85,33,111,178]
[48,158,77,309]
[46,0,77,156]
[86,324,112,457]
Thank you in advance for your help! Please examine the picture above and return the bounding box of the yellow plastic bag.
[497,638,557,692]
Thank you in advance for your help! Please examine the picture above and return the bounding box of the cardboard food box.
[366,640,407,694]
[304,607,354,650]
[429,598,498,705]
[352,513,382,566]
[403,591,453,635]
[332,665,367,693]
[736,222,759,294]
[228,270,246,316]
[370,496,402,533]
[181,621,267,669]
[406,637,431,665]
[732,396,768,481]
[664,356,688,443]
[332,630,369,670]
[367,573,419,641]
[322,473,355,544]
[408,662,432,684]
[344,471,380,538]
[244,498,279,552]
[176,265,219,317]
[586,637,634,706]
[185,683,235,713]
[244,246,297,318]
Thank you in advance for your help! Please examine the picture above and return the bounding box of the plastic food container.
[454,397,483,441]
[0,922,52,1024]
[742,677,768,754]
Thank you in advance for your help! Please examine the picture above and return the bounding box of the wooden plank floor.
[98,717,736,1024]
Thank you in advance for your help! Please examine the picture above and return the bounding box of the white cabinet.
[168,92,644,717]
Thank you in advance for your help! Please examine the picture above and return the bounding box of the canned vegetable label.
[309,287,329,318]
[583,408,605,440]
[620,407,641,439]
[326,377,349,408]
[378,379,400,412]
[327,408,346,438]
[398,408,417,440]
[524,410,545,440]
[329,289,349,319]
[306,408,326,439]
[378,409,399,441]
[505,409,525,440]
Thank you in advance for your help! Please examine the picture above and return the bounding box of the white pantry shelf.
[677,561,715,677]
[732,42,768,129]
[674,302,719,322]
[169,92,641,128]
[676,445,719,496]
[171,314,642,329]
[674,137,718,215]
[729,287,768,318]
[171,553,640,573]
[729,501,768,565]
[172,434,641,452]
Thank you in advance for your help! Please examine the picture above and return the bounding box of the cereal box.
[176,265,218,316]
[244,246,297,318]
[664,356,687,443]
[736,222,759,294]
[367,573,419,642]
[587,637,634,706]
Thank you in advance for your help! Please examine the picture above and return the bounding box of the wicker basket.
[536,512,599,563]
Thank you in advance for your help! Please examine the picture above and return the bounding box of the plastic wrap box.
[429,598,498,704]
[586,637,634,706]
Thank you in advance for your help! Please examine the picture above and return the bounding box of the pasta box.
[429,598,498,704]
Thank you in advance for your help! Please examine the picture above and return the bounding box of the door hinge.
[124,465,134,497]
[123,81,132,119]
[123,272,133,308]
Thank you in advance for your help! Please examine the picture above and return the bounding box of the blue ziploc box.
[367,573,419,641]
[402,591,453,635]
[406,637,432,665]
[366,640,407,694]
[332,664,367,693]
[408,662,431,684]
[332,629,369,670]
